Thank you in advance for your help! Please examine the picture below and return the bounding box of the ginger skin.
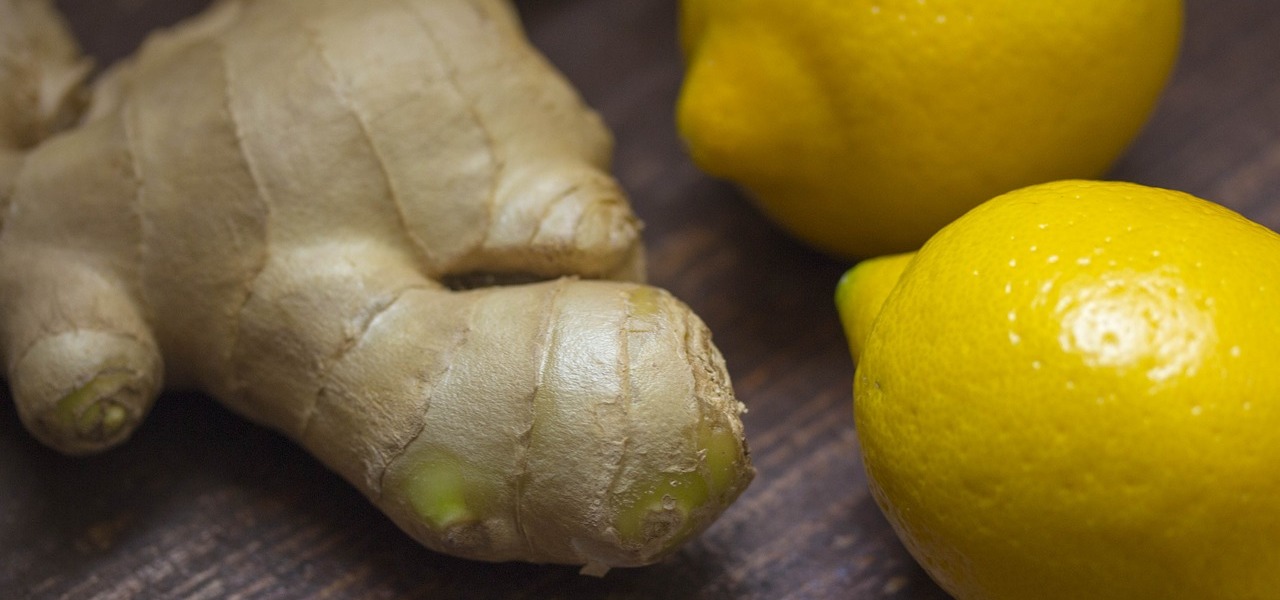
[0,0,753,571]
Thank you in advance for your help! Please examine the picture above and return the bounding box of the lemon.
[836,180,1280,599]
[678,0,1183,258]
[835,252,913,361]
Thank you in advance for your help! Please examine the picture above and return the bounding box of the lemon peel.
[680,0,1183,257]
[840,180,1280,600]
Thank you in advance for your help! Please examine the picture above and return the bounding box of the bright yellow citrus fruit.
[835,252,913,361]
[678,0,1183,258]
[836,180,1280,600]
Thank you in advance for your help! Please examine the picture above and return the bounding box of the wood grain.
[4,0,1278,598]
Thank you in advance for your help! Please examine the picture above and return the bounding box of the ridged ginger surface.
[0,0,753,573]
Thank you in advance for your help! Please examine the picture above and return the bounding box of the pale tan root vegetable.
[0,0,753,572]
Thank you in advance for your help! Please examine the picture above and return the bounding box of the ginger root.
[0,0,753,571]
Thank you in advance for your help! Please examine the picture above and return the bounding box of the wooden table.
[3,1,1277,598]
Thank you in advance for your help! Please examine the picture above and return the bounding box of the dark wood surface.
[4,1,1278,598]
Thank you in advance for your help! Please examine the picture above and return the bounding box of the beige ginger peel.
[0,0,753,572]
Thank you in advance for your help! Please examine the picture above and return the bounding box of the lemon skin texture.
[847,180,1280,599]
[678,1,1183,258]
[835,252,914,361]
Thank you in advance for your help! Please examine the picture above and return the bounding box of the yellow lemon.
[836,180,1280,599]
[835,252,914,361]
[678,0,1183,258]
